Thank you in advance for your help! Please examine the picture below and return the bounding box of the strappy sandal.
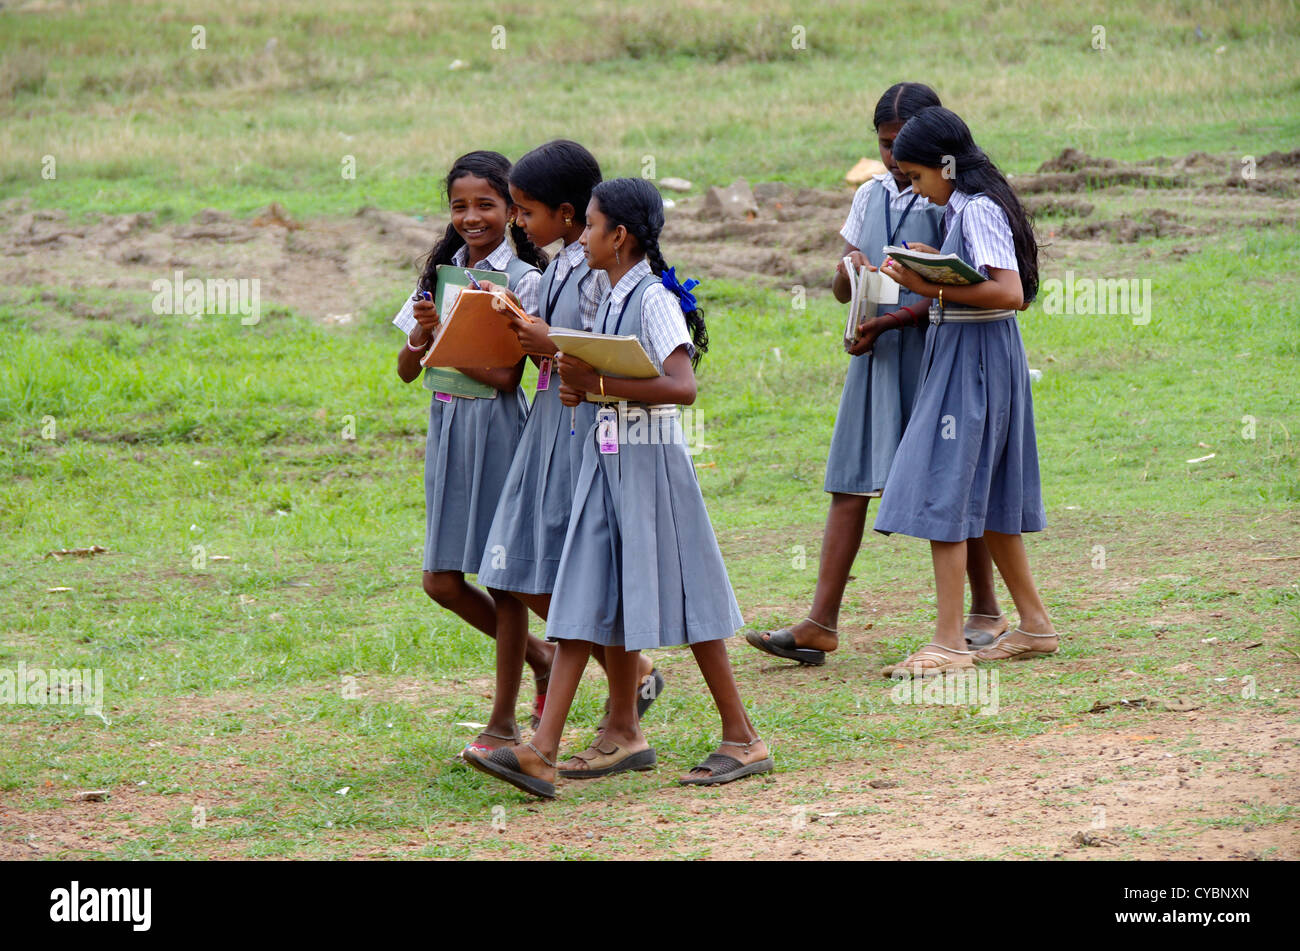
[963,611,1009,648]
[974,628,1060,664]
[461,726,521,758]
[879,643,976,679]
[744,617,835,666]
[462,741,557,800]
[557,737,657,780]
[679,738,775,787]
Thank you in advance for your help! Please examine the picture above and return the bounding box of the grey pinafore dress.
[873,196,1046,542]
[545,274,744,651]
[422,255,536,573]
[824,181,944,494]
[476,252,600,593]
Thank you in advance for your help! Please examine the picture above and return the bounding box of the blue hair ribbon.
[660,266,700,314]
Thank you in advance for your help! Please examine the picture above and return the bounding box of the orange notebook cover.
[421,289,526,369]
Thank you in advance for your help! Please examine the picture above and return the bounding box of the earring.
[564,216,573,226]
[615,246,621,266]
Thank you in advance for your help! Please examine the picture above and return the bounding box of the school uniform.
[476,240,609,593]
[873,190,1046,542]
[545,260,743,651]
[422,239,540,573]
[825,174,944,495]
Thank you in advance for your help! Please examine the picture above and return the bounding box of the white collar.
[876,172,915,200]
[554,239,587,277]
[607,259,653,308]
[452,237,513,271]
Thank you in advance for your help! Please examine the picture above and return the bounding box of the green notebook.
[422,265,511,399]
[881,245,987,286]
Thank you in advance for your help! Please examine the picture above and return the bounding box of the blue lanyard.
[884,193,920,246]
[543,260,578,319]
[599,286,638,335]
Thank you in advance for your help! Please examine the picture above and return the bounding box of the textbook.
[388,265,511,399]
[842,256,899,347]
[881,245,987,286]
[546,328,660,402]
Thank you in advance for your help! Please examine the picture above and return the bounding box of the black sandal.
[744,619,830,666]
[597,668,667,731]
[462,742,557,800]
[679,739,775,787]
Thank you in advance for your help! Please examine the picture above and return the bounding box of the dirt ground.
[3,698,1294,860]
[4,148,1298,323]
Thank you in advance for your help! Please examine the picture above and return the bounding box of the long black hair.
[873,81,941,129]
[590,177,708,368]
[892,107,1039,302]
[417,150,547,294]
[510,139,602,225]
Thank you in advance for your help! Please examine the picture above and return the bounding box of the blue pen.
[463,270,482,289]
[901,241,910,249]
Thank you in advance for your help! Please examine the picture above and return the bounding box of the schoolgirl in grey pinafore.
[422,255,537,574]
[824,179,944,494]
[476,252,600,593]
[873,192,1046,542]
[545,273,744,652]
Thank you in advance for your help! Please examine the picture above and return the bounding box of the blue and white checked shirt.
[600,259,694,373]
[945,190,1017,278]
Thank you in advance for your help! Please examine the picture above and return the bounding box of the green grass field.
[1,0,1298,860]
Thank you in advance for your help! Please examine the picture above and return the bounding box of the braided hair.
[892,107,1039,302]
[590,177,708,368]
[417,150,548,295]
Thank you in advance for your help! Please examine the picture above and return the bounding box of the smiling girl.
[395,150,553,753]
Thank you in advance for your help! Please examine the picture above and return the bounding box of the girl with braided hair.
[396,150,553,755]
[464,177,772,798]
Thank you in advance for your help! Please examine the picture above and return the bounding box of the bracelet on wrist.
[406,334,430,353]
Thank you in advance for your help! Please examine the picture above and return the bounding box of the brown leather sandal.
[557,737,657,779]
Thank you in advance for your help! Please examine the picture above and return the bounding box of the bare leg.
[979,531,1057,655]
[931,539,969,651]
[504,639,592,781]
[564,645,647,768]
[423,571,553,712]
[964,537,1007,641]
[759,493,870,652]
[883,539,971,673]
[513,589,651,706]
[478,589,527,745]
[682,640,769,781]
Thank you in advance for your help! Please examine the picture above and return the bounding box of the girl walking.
[395,150,554,751]
[874,107,1058,675]
[465,178,771,797]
